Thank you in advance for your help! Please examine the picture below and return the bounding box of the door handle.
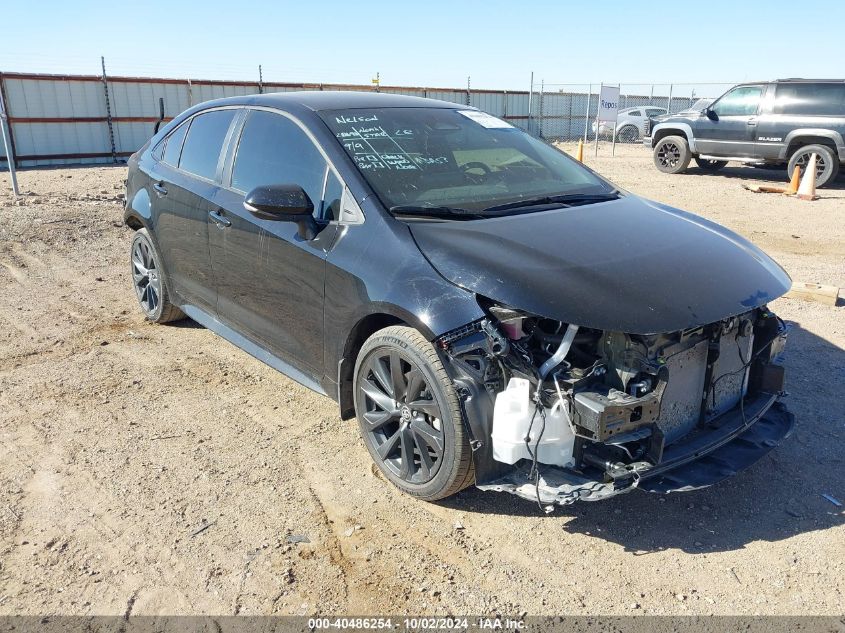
[152,182,168,197]
[746,118,758,126]
[208,209,231,228]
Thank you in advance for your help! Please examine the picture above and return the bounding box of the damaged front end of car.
[435,302,794,507]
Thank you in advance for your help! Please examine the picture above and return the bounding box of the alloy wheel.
[131,238,162,315]
[656,141,681,168]
[795,151,826,180]
[618,126,638,143]
[359,350,445,484]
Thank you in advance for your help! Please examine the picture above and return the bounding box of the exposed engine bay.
[436,301,793,507]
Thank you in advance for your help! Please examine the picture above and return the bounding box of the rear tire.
[787,144,839,188]
[695,157,728,172]
[353,326,474,501]
[617,125,639,143]
[653,135,692,174]
[130,229,184,324]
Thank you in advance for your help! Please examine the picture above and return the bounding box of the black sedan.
[124,91,794,507]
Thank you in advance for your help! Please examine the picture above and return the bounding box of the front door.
[694,85,764,157]
[209,109,340,379]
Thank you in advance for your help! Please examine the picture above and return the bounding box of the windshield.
[319,107,613,214]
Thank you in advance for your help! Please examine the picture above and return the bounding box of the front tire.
[653,135,692,174]
[353,326,474,501]
[130,229,184,323]
[787,144,839,188]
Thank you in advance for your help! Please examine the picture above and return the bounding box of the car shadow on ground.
[686,164,845,193]
[169,318,204,329]
[440,321,845,554]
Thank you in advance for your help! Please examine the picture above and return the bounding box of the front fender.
[651,121,698,152]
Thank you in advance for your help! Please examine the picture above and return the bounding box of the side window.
[151,139,165,161]
[712,86,763,117]
[321,170,343,222]
[161,121,189,166]
[178,109,237,181]
[627,110,641,117]
[231,110,327,210]
[774,83,845,116]
[646,108,664,116]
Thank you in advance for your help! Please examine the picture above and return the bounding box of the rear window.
[178,109,237,180]
[774,83,845,116]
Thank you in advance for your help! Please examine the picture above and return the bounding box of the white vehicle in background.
[592,106,667,142]
[678,98,714,114]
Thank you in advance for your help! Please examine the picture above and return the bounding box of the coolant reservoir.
[491,377,576,467]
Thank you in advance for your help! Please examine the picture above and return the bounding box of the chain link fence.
[529,83,736,143]
[0,67,741,168]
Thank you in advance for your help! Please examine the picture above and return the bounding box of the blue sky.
[2,0,842,91]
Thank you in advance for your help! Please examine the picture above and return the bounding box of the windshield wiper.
[481,190,620,214]
[388,204,483,219]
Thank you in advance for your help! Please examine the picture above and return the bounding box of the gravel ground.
[0,144,843,616]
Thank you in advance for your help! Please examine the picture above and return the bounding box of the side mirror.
[705,108,718,121]
[243,184,318,240]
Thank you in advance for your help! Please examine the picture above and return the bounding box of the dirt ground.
[0,144,843,617]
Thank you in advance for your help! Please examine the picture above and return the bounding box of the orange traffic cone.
[796,153,819,201]
[575,139,584,162]
[784,164,801,195]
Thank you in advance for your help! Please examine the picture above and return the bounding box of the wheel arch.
[782,131,842,161]
[651,123,696,152]
[123,186,153,231]
[337,311,420,420]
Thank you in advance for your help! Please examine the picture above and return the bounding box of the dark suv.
[646,79,845,187]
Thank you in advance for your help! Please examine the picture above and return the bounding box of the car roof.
[732,79,845,86]
[194,90,467,112]
[773,78,845,83]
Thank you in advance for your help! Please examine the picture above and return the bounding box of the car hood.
[408,196,791,334]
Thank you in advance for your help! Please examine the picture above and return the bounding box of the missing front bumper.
[477,395,794,505]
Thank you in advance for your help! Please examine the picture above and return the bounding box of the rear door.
[694,85,764,156]
[150,108,240,313]
[209,108,339,379]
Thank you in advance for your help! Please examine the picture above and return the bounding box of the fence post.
[583,84,591,142]
[527,72,534,136]
[0,75,19,197]
[594,83,603,157]
[258,65,264,94]
[100,56,118,164]
[466,76,471,106]
[538,80,545,139]
[667,83,673,114]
